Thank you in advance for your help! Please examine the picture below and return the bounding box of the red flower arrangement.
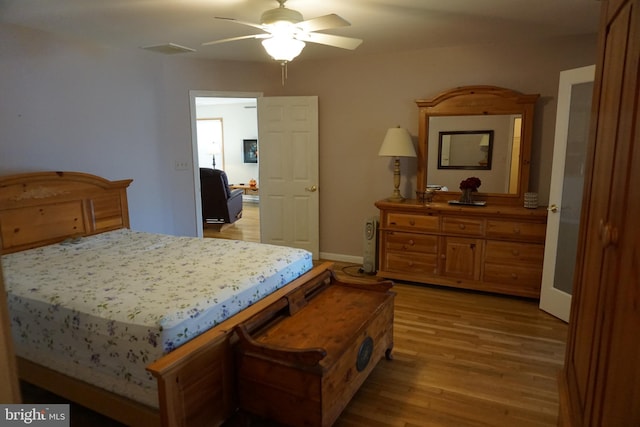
[460,177,482,192]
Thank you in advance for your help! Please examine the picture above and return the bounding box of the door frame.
[188,90,262,237]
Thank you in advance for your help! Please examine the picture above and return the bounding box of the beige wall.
[0,22,597,260]
[274,35,597,259]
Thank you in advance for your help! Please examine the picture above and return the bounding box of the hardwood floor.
[203,201,260,243]
[22,206,568,426]
[230,267,566,427]
[332,274,566,427]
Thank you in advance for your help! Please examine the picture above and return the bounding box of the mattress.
[2,229,313,407]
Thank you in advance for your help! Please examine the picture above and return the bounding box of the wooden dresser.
[375,200,547,298]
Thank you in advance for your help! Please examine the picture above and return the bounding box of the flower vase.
[460,188,474,204]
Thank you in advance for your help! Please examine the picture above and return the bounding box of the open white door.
[539,65,595,322]
[257,96,319,258]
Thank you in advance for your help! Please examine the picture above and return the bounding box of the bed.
[0,171,333,427]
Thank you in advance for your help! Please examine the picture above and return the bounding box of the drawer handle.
[409,219,416,226]
[513,228,521,234]
[459,224,466,230]
[511,249,520,256]
[511,273,518,280]
[408,239,415,246]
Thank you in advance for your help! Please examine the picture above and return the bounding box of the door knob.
[598,219,619,248]
[305,185,318,192]
[548,204,559,213]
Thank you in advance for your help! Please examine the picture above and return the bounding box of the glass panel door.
[540,65,595,322]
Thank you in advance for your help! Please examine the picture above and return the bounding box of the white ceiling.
[0,0,602,63]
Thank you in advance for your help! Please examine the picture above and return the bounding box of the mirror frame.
[416,85,539,206]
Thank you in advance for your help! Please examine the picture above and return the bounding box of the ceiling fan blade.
[298,32,363,50]
[297,14,350,32]
[202,33,269,46]
[214,16,266,31]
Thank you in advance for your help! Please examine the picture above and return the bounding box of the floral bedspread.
[2,229,312,407]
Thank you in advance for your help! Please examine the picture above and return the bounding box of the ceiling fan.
[202,0,363,63]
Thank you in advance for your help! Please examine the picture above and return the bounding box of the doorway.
[189,92,320,258]
[189,91,261,239]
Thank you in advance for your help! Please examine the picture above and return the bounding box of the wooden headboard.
[0,171,132,254]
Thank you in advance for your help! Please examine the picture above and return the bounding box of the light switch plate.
[174,160,189,170]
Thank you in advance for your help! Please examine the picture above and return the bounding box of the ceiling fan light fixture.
[262,36,305,62]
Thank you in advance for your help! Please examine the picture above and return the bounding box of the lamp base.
[386,158,406,203]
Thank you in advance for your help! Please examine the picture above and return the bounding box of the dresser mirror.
[416,86,539,205]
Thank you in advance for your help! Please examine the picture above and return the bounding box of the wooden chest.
[235,276,395,427]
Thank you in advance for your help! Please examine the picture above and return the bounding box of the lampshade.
[262,36,305,62]
[378,127,417,157]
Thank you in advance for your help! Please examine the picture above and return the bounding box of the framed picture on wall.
[243,139,258,163]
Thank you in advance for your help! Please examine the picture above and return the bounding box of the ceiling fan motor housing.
[261,7,303,26]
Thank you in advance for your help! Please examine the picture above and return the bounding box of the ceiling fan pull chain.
[281,61,288,86]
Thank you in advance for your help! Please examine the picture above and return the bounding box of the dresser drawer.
[383,231,438,254]
[442,217,484,236]
[486,220,546,242]
[385,213,440,232]
[484,241,544,265]
[384,251,438,275]
[483,263,542,287]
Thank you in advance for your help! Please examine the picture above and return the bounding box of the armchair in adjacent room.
[200,168,244,224]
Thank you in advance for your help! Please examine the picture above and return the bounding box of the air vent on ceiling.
[141,43,195,54]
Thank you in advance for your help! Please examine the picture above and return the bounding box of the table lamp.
[378,126,417,202]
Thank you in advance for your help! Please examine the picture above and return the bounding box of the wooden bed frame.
[0,171,335,427]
